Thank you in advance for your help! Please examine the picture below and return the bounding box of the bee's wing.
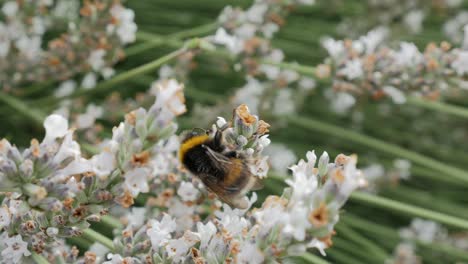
[203,146,233,173]
[250,178,264,191]
[204,146,231,164]
[199,171,239,194]
[199,172,248,208]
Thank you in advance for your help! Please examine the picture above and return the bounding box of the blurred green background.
[2,1,468,263]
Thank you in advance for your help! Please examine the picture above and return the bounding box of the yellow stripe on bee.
[179,135,210,163]
[225,158,243,186]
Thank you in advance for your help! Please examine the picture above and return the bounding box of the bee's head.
[180,128,209,143]
[179,128,211,163]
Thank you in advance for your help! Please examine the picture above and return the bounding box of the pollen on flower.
[122,229,133,238]
[131,151,150,166]
[72,206,87,219]
[30,139,40,157]
[235,104,257,125]
[319,231,336,248]
[116,191,134,208]
[262,195,288,207]
[335,153,351,166]
[332,168,345,183]
[309,203,329,228]
[257,120,270,134]
[316,64,331,79]
[125,111,137,126]
[167,173,179,183]
[62,197,74,210]
[23,220,36,232]
[84,251,97,264]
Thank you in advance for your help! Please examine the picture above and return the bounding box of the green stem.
[127,23,216,57]
[383,186,468,220]
[73,45,193,98]
[45,38,201,102]
[286,115,468,185]
[31,252,50,264]
[16,80,55,97]
[126,38,181,57]
[342,214,397,245]
[326,248,364,264]
[101,215,124,230]
[411,166,461,186]
[335,223,389,261]
[0,91,45,125]
[350,191,468,230]
[299,253,329,264]
[82,228,114,251]
[407,96,468,119]
[137,23,217,42]
[55,255,67,264]
[261,60,316,76]
[343,213,468,261]
[333,237,380,262]
[67,236,92,249]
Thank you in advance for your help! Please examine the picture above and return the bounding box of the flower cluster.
[387,217,468,263]
[399,218,447,243]
[443,11,468,46]
[135,0,316,122]
[319,27,468,111]
[0,79,186,263]
[0,0,137,91]
[212,0,314,57]
[386,243,421,264]
[333,0,462,38]
[90,150,363,263]
[190,0,314,117]
[362,159,411,193]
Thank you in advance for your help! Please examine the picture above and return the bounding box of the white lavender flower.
[0,234,31,264]
[0,0,137,90]
[321,28,468,106]
[0,79,187,261]
[386,243,421,264]
[399,218,447,243]
[109,4,137,44]
[443,11,468,44]
[265,143,298,174]
[147,214,177,250]
[177,181,200,202]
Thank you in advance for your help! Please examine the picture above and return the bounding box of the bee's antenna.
[218,123,230,132]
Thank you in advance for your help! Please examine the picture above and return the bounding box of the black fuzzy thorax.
[182,142,226,179]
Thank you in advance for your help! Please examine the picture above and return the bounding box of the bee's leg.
[224,151,238,158]
[212,130,224,151]
[231,196,249,209]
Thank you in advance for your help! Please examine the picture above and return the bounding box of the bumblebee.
[179,128,262,209]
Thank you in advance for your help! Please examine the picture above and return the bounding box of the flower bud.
[216,117,227,128]
[19,159,34,180]
[23,183,47,201]
[46,227,59,236]
[233,104,258,138]
[318,151,329,177]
